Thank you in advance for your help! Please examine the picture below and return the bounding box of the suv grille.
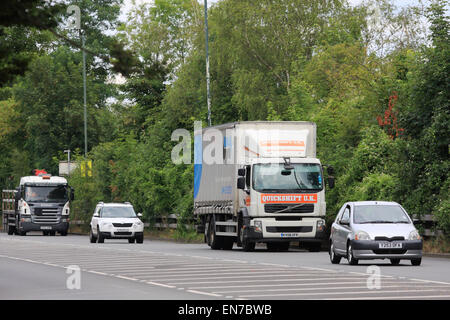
[112,223,133,227]
[264,204,314,214]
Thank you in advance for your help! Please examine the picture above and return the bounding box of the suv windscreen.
[101,206,136,218]
[353,205,411,224]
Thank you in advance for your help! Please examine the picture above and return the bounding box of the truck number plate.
[378,242,402,249]
[40,226,52,230]
[281,233,299,238]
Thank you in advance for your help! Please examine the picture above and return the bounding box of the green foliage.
[0,0,448,240]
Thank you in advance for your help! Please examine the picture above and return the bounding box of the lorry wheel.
[43,231,49,236]
[60,231,68,236]
[222,238,234,250]
[49,231,56,236]
[19,230,26,236]
[238,223,255,252]
[306,242,322,252]
[208,219,223,250]
[7,226,14,235]
[97,227,104,243]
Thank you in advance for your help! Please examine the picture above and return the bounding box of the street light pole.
[204,0,211,127]
[81,31,87,158]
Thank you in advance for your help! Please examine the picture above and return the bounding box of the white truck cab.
[89,202,144,243]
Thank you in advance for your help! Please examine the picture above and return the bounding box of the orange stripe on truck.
[261,194,317,204]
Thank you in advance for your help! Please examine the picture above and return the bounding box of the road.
[1,233,449,300]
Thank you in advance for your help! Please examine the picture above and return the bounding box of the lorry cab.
[15,175,73,236]
[194,121,334,252]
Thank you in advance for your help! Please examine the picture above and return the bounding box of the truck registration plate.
[40,226,52,230]
[378,242,402,249]
[281,233,299,238]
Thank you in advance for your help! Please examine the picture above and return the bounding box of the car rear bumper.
[352,240,423,260]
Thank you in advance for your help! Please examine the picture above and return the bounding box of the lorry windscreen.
[253,163,323,192]
[24,185,68,203]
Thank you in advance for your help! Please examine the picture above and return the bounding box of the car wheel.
[330,242,341,264]
[411,258,421,266]
[49,231,56,236]
[347,243,358,265]
[128,238,135,243]
[136,235,144,244]
[89,228,97,243]
[390,259,401,265]
[60,231,68,236]
[97,227,104,243]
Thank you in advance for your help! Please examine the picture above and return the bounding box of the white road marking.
[169,277,370,285]
[212,284,450,294]
[186,290,222,297]
[238,288,450,298]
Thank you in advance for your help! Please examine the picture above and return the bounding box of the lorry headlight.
[354,231,371,240]
[254,220,262,233]
[316,219,325,232]
[408,230,421,240]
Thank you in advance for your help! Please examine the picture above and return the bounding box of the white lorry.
[2,173,73,236]
[194,121,334,251]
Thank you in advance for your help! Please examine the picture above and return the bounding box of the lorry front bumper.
[20,221,69,233]
[351,240,423,260]
[246,217,325,243]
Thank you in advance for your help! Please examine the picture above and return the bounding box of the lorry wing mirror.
[327,166,335,175]
[14,190,20,201]
[238,168,246,177]
[327,176,335,189]
[237,177,246,190]
[70,188,75,201]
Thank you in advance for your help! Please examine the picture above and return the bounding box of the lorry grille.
[112,223,133,227]
[264,204,314,214]
[33,215,59,224]
[266,226,313,233]
[32,208,59,224]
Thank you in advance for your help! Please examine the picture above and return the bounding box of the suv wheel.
[97,227,104,243]
[89,228,97,243]
[411,258,421,266]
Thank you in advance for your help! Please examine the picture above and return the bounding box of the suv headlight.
[354,231,371,240]
[408,230,421,240]
[134,221,143,227]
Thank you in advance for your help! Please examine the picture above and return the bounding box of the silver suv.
[329,201,422,266]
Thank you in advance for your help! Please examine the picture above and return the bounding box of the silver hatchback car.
[329,201,422,266]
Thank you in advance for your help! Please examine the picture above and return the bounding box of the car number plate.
[281,233,299,238]
[379,242,402,249]
[40,226,52,230]
[117,228,129,232]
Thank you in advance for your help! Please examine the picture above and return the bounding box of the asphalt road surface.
[1,233,449,300]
